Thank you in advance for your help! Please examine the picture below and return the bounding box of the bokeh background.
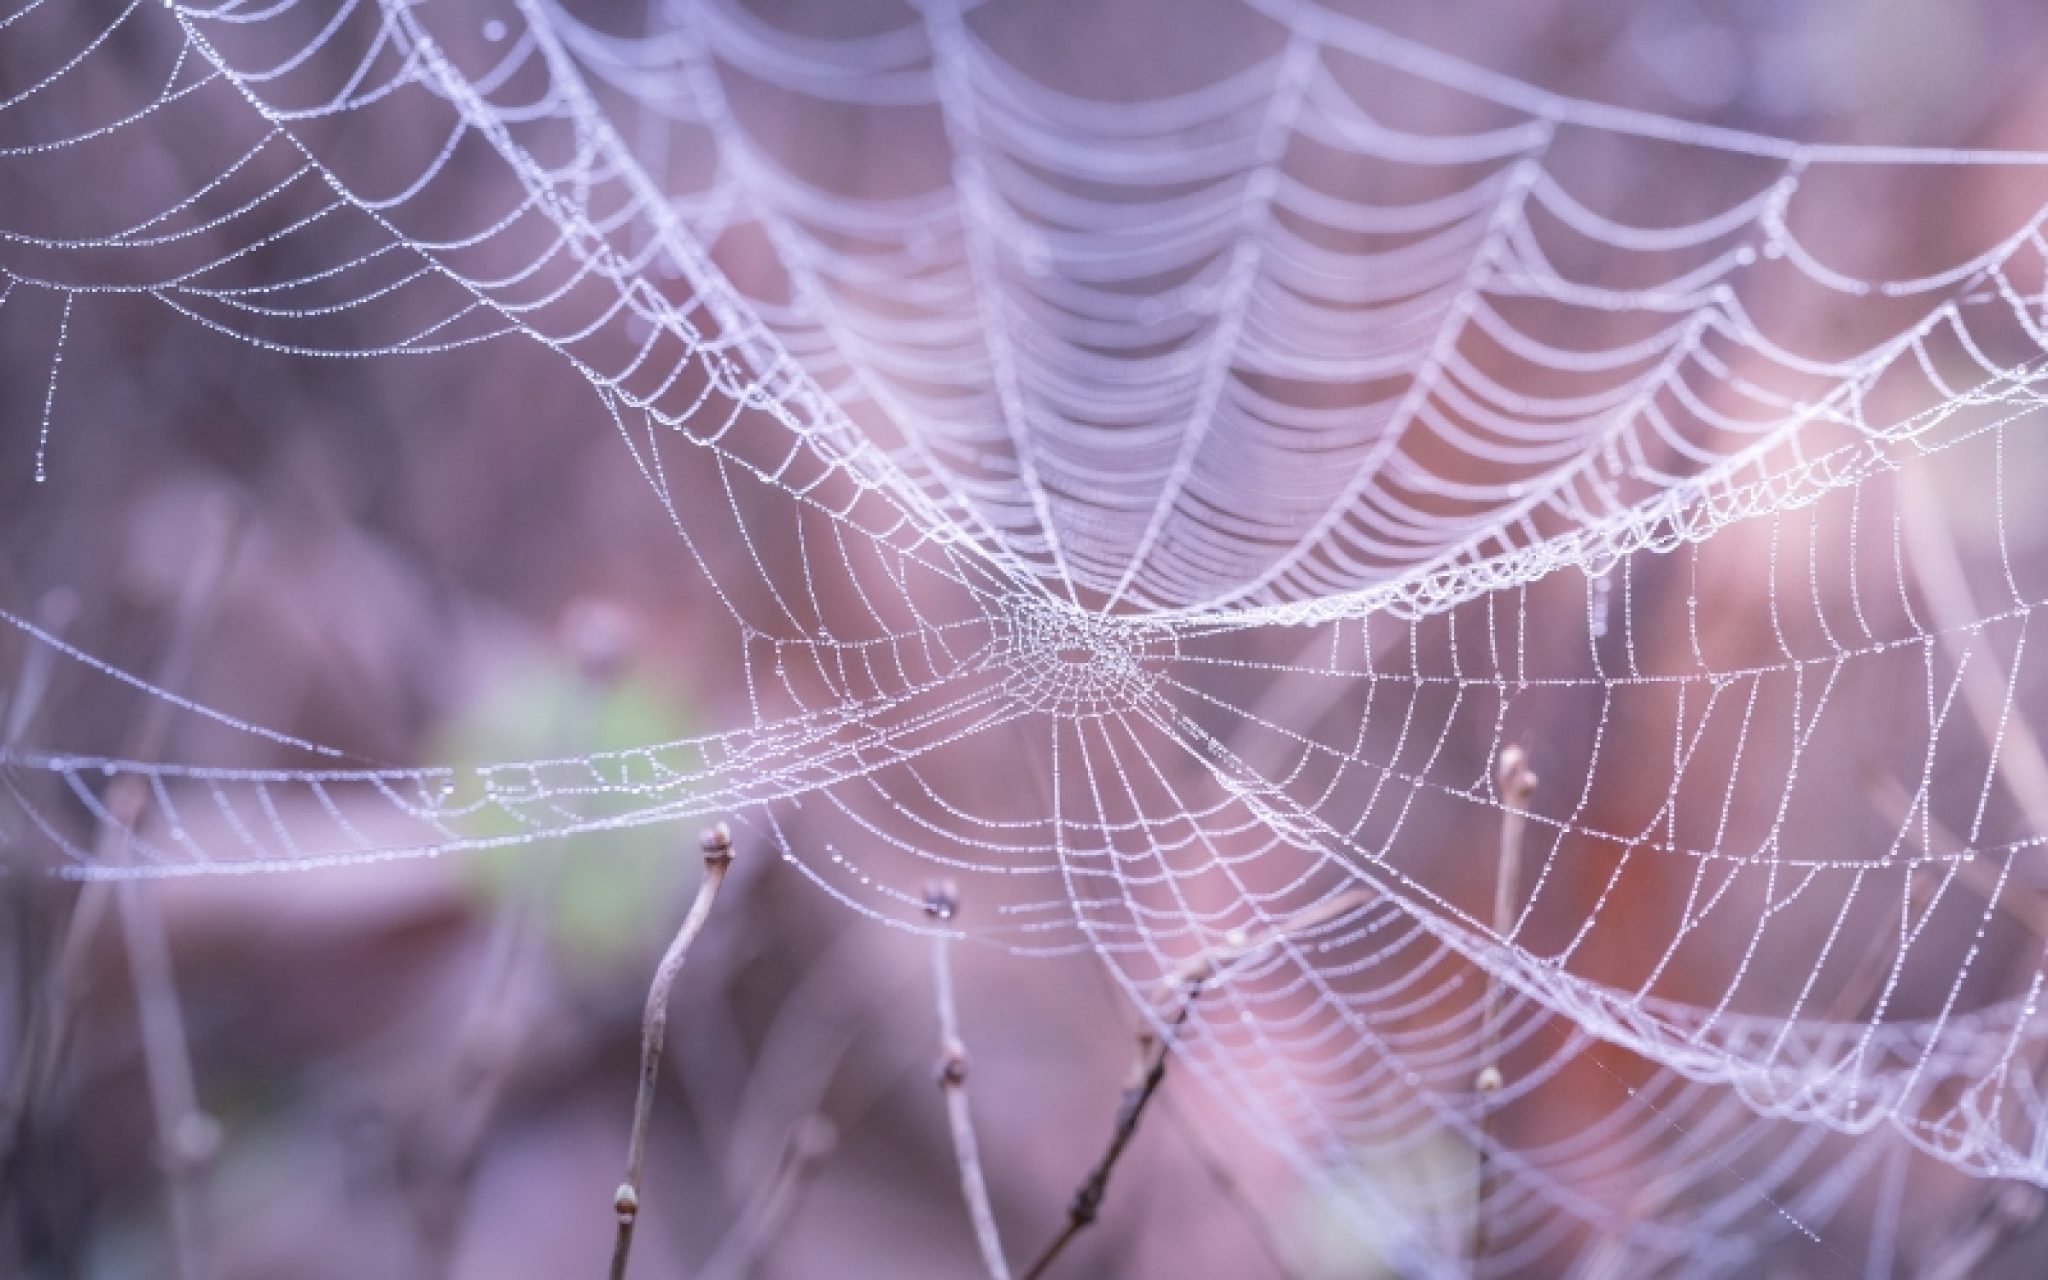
[10,2,2048,1277]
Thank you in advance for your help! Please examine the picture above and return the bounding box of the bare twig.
[116,847,219,1280]
[1474,745,1536,1265]
[1024,884,1379,1278]
[1919,1183,2042,1280]
[1021,997,1192,1280]
[118,506,243,1280]
[0,588,79,1173]
[693,1114,838,1280]
[926,880,1010,1280]
[26,501,242,1280]
[715,924,870,1183]
[403,889,546,1269]
[610,821,736,1280]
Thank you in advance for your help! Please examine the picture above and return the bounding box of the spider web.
[9,0,2048,1273]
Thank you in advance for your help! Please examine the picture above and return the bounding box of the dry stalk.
[1020,996,1191,1280]
[1919,1183,2042,1280]
[0,588,79,1176]
[116,506,243,1280]
[714,925,870,1184]
[694,1113,838,1280]
[926,880,1011,1279]
[50,500,240,1280]
[609,821,736,1280]
[1023,885,1377,1279]
[1474,744,1536,1266]
[115,841,218,1280]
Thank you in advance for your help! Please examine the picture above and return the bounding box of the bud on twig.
[699,822,734,866]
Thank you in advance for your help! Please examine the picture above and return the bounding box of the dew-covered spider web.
[13,0,2048,1274]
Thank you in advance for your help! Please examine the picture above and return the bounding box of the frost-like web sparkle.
[11,0,2048,1274]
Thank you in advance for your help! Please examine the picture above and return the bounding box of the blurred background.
[10,1,2048,1277]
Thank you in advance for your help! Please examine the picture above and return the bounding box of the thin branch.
[43,500,241,1280]
[1023,884,1380,1278]
[713,924,868,1184]
[402,886,544,1269]
[0,589,78,1173]
[116,848,218,1280]
[1020,997,1192,1280]
[1474,744,1536,1266]
[1919,1183,2042,1280]
[610,821,736,1280]
[926,880,1010,1280]
[118,506,243,1280]
[693,1114,837,1280]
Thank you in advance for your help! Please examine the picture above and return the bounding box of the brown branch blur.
[13,500,243,1280]
[1019,993,1191,1280]
[1023,885,1378,1279]
[694,1113,838,1280]
[0,588,78,1179]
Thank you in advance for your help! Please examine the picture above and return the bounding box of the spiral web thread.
[12,0,2048,1273]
